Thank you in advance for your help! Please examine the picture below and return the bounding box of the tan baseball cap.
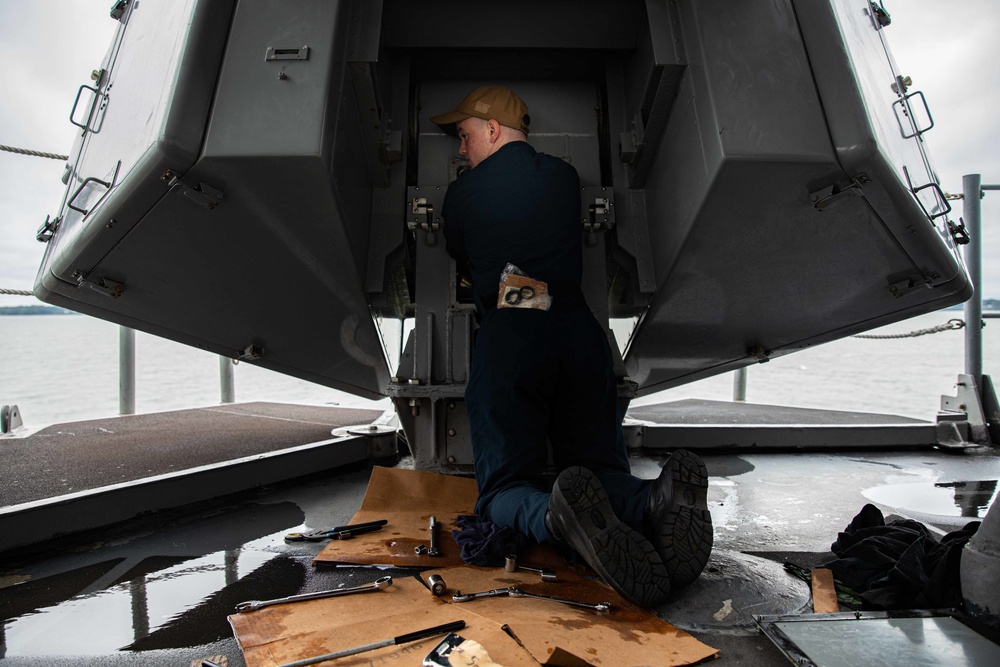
[430,86,530,135]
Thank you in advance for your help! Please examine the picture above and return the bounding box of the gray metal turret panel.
[35,0,392,398]
[622,0,970,393]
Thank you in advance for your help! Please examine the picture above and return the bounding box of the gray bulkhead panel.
[621,0,970,393]
[35,0,391,398]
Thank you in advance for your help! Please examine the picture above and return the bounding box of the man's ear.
[486,119,502,144]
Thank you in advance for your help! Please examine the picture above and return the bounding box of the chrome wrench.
[507,587,611,613]
[236,575,392,612]
[452,586,610,612]
[451,587,512,602]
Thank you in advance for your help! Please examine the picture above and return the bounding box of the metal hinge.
[868,1,891,28]
[238,344,265,361]
[809,174,870,211]
[407,186,443,246]
[888,274,931,298]
[948,218,972,246]
[164,172,224,209]
[75,274,125,299]
[582,188,616,233]
[110,1,130,22]
[36,215,62,243]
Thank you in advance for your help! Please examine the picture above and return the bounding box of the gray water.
[0,311,996,427]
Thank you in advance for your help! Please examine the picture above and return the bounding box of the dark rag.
[821,503,979,610]
[451,515,531,567]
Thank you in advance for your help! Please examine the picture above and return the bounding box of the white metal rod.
[733,367,748,402]
[962,174,983,381]
[119,326,135,415]
[219,356,235,404]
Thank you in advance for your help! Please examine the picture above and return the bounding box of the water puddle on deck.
[862,480,998,519]
[0,548,305,656]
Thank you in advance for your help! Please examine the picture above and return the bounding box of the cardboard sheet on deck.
[297,467,717,665]
[229,576,537,667]
[314,466,479,567]
[421,566,718,667]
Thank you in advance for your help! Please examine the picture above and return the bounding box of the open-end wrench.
[507,587,611,613]
[236,575,392,612]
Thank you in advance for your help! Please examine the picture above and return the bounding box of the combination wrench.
[236,575,393,612]
[451,586,610,612]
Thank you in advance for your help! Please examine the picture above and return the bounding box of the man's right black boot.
[644,449,713,589]
[546,466,671,608]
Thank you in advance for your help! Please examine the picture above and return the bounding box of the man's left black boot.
[644,449,713,589]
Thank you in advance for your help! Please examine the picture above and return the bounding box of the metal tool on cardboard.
[504,553,557,581]
[415,515,443,556]
[451,586,611,613]
[235,576,392,612]
[429,515,441,556]
[284,519,388,542]
[423,632,465,666]
[277,620,466,667]
[427,573,447,596]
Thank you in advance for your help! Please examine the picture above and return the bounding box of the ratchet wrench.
[236,575,392,613]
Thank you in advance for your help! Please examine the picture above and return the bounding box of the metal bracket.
[940,374,990,444]
[809,174,870,211]
[583,192,615,233]
[168,176,224,209]
[407,186,443,246]
[110,0,130,22]
[78,275,126,299]
[948,218,972,246]
[36,215,62,243]
[238,344,265,361]
[887,274,930,298]
[868,1,891,28]
[0,405,23,435]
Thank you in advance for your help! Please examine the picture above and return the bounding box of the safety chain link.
[0,288,34,296]
[852,318,967,339]
[0,144,69,161]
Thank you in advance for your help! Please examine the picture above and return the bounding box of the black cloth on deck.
[821,503,979,609]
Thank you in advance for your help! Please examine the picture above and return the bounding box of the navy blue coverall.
[442,141,655,543]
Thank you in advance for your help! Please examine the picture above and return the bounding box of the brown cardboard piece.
[229,576,538,667]
[811,568,840,614]
[313,466,479,568]
[424,566,718,667]
[233,467,717,666]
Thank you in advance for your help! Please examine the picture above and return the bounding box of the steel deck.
[0,402,997,665]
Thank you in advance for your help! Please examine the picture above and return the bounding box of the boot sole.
[549,467,671,608]
[652,449,713,588]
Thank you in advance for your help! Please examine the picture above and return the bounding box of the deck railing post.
[733,367,748,402]
[219,356,235,404]
[963,174,984,383]
[119,326,135,415]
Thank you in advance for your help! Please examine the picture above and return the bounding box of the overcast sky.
[1,0,998,310]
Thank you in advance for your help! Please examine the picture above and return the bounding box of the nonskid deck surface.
[0,402,383,507]
[0,403,998,665]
